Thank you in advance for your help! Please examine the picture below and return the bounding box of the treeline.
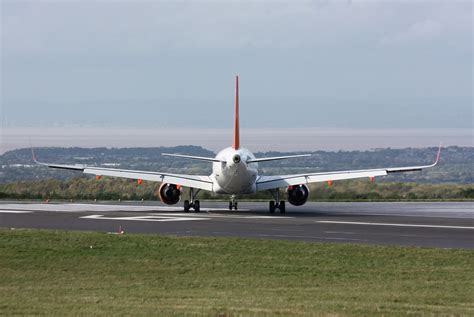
[1,146,473,184]
[0,177,472,201]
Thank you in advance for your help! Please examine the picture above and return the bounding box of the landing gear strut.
[269,189,286,213]
[229,195,238,210]
[184,188,201,212]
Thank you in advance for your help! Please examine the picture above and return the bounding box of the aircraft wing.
[32,154,214,192]
[256,145,442,191]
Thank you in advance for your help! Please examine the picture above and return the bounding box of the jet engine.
[286,184,309,206]
[158,183,181,205]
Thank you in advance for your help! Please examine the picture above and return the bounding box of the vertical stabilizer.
[233,75,240,150]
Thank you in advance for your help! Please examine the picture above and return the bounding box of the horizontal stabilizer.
[247,154,311,163]
[162,153,224,163]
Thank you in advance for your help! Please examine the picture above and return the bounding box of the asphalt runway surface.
[0,201,472,249]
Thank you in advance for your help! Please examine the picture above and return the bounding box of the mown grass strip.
[0,229,473,316]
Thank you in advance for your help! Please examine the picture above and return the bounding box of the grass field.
[0,229,473,316]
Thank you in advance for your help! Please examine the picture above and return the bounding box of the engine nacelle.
[158,183,181,205]
[286,184,309,206]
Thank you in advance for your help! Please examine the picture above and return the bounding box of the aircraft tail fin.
[232,75,240,150]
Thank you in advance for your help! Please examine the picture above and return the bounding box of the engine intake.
[158,183,181,205]
[286,184,309,206]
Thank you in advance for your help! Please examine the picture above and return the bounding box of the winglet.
[434,142,442,165]
[31,147,37,163]
[29,140,39,164]
[232,75,240,150]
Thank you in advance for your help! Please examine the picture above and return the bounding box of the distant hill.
[0,146,472,184]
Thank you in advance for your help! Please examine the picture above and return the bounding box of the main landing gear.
[269,200,285,213]
[229,195,238,210]
[269,189,286,213]
[184,188,201,212]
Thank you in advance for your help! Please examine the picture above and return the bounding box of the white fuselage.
[211,147,258,194]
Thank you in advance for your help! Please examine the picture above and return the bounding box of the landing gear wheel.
[269,201,275,213]
[228,195,238,211]
[184,200,190,212]
[279,201,286,214]
[229,199,238,211]
[194,200,200,213]
[269,200,286,213]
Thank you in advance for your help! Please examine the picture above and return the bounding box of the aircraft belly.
[211,148,258,195]
[214,170,256,194]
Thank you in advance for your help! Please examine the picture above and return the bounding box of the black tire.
[194,200,200,213]
[269,201,275,213]
[184,200,190,212]
[279,201,286,213]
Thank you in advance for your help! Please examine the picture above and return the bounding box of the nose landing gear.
[229,195,238,210]
[269,189,286,213]
[184,188,201,212]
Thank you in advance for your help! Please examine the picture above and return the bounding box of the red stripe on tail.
[233,75,240,150]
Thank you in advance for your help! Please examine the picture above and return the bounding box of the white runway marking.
[0,204,168,213]
[0,204,253,213]
[0,210,33,214]
[81,213,292,222]
[81,215,209,222]
[149,213,293,219]
[317,220,474,230]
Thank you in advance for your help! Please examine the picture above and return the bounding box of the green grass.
[0,229,473,316]
[1,178,473,201]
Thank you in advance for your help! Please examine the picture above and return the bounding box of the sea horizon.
[1,127,472,155]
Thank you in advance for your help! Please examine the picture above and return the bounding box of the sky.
[1,0,472,130]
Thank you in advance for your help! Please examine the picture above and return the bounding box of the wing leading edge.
[32,150,213,192]
[256,144,442,191]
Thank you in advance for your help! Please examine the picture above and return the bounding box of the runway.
[0,201,473,249]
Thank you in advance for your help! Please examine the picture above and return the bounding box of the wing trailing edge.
[31,147,213,191]
[256,143,442,191]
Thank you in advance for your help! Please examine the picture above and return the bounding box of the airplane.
[32,76,442,213]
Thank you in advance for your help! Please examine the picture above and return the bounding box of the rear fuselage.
[211,147,258,194]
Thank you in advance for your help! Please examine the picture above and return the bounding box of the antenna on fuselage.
[232,75,240,150]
